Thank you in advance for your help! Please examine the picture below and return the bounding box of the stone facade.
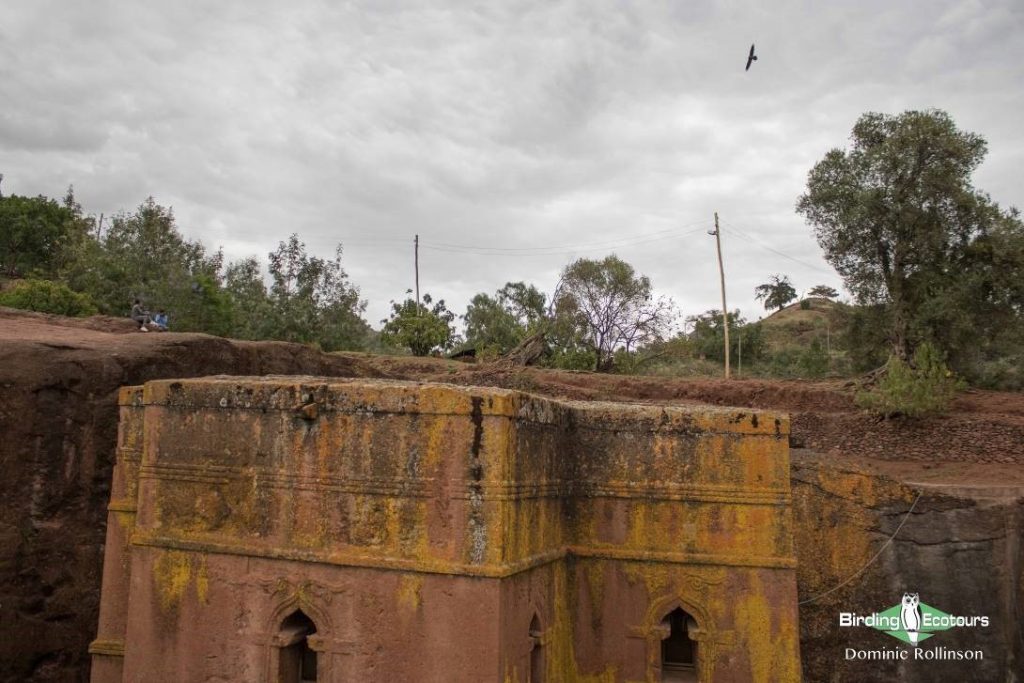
[90,377,801,682]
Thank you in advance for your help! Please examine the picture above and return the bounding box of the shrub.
[0,278,98,317]
[968,355,1024,391]
[799,299,811,310]
[855,343,965,418]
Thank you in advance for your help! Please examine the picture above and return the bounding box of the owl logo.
[900,593,922,646]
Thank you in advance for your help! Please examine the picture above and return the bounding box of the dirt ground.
[343,353,1024,477]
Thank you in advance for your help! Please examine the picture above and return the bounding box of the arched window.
[529,614,544,683]
[660,607,697,682]
[278,610,318,683]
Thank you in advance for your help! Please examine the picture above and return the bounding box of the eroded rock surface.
[792,451,1022,682]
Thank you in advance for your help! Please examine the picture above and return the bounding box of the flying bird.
[745,44,758,71]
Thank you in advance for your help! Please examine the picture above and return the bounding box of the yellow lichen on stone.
[397,574,423,613]
[154,550,192,611]
[195,556,209,604]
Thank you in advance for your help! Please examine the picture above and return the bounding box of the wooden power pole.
[414,234,420,312]
[711,212,730,379]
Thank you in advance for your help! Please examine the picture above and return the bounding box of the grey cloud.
[1,0,1020,328]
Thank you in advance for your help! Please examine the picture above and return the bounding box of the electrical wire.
[721,220,835,275]
[798,491,923,606]
[339,218,715,256]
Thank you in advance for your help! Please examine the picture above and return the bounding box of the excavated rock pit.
[1,308,1021,682]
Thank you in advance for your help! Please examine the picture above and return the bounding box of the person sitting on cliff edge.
[152,309,169,331]
[130,299,152,332]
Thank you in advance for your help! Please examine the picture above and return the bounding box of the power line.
[721,220,835,275]
[417,224,714,257]
[420,218,713,253]
[339,219,714,256]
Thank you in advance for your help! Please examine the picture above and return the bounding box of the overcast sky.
[3,0,1022,330]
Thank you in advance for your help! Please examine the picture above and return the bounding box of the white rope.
[798,491,923,606]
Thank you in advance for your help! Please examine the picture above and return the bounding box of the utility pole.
[414,234,420,313]
[710,212,730,378]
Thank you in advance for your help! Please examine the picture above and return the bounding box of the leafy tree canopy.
[65,197,228,331]
[552,255,675,371]
[686,309,764,363]
[265,234,368,351]
[380,292,456,356]
[0,188,91,278]
[807,284,840,299]
[796,109,1024,366]
[463,281,547,355]
[754,274,798,311]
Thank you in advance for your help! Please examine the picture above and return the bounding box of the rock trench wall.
[792,452,1022,682]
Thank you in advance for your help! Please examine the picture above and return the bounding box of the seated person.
[152,310,169,331]
[130,299,151,332]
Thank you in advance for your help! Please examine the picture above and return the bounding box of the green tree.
[0,187,91,278]
[855,343,965,418]
[223,256,274,340]
[754,274,798,311]
[796,109,1024,364]
[380,292,456,356]
[807,284,840,299]
[463,281,547,355]
[552,255,675,371]
[66,197,226,332]
[265,234,368,351]
[686,309,764,363]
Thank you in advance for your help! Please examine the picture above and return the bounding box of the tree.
[807,285,840,299]
[0,187,90,278]
[66,198,226,331]
[265,234,368,351]
[463,282,547,355]
[686,309,764,363]
[380,292,456,356]
[796,109,1023,362]
[754,274,797,311]
[224,256,274,340]
[552,255,675,371]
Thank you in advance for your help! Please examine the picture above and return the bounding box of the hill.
[756,297,847,355]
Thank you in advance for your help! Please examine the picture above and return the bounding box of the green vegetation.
[855,343,966,418]
[4,111,1021,396]
[380,293,456,356]
[551,255,674,371]
[463,282,547,358]
[755,274,797,311]
[798,109,1024,388]
[807,284,839,299]
[0,190,368,350]
[0,278,97,317]
[0,190,89,279]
